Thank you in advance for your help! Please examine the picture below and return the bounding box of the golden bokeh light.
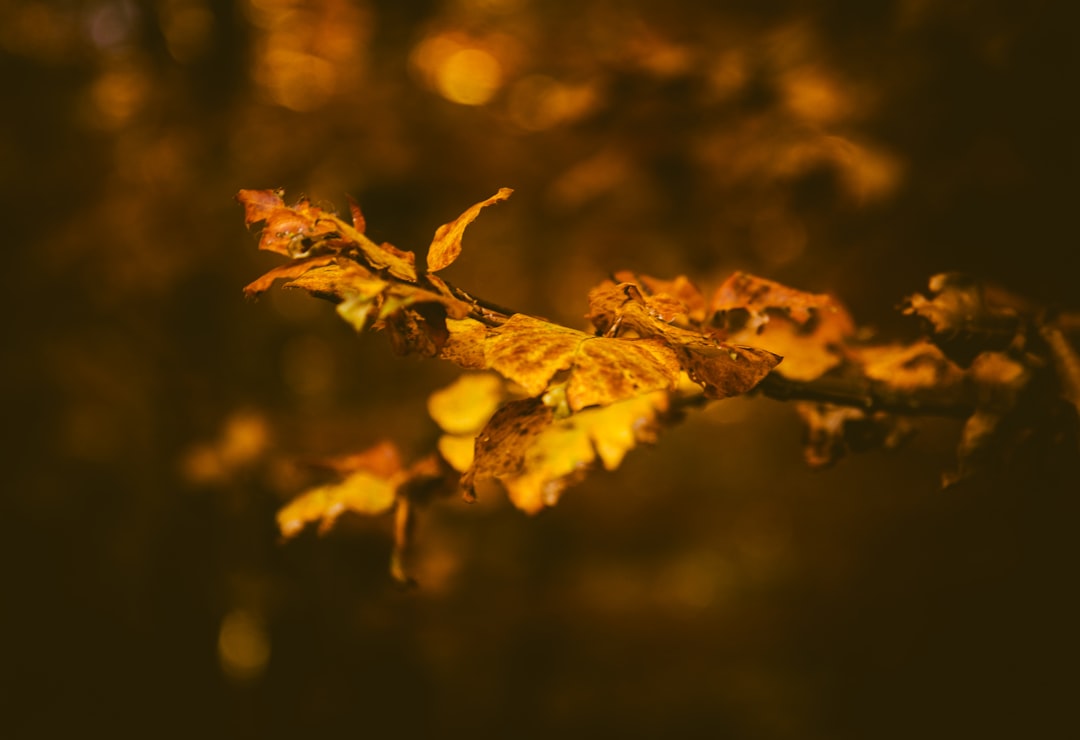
[180,411,271,486]
[257,48,337,112]
[245,0,372,111]
[159,0,215,63]
[86,65,149,129]
[437,48,502,105]
[218,608,271,683]
[411,32,516,106]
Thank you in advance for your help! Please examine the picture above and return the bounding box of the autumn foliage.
[239,188,1080,583]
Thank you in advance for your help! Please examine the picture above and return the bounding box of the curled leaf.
[243,255,339,298]
[237,189,417,281]
[464,392,670,513]
[426,188,513,272]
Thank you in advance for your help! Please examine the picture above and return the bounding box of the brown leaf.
[795,402,914,468]
[426,188,513,273]
[902,273,1019,366]
[484,314,681,411]
[464,392,670,513]
[668,332,782,399]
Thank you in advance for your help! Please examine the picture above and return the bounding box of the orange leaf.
[711,271,853,330]
[586,283,782,397]
[426,188,513,273]
[243,255,339,298]
[237,189,417,281]
[484,314,681,411]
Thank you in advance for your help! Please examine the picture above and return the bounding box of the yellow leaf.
[437,434,478,472]
[276,440,403,539]
[426,188,513,272]
[464,392,670,513]
[276,469,397,539]
[427,373,505,435]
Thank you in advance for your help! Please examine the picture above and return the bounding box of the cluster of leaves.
[240,189,1079,582]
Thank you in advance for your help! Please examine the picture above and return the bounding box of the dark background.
[3,1,1077,737]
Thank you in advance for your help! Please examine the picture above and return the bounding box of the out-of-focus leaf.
[795,402,914,468]
[464,392,670,513]
[426,188,513,273]
[902,273,1020,367]
[277,440,403,539]
[427,372,507,472]
[943,351,1032,486]
[709,271,854,382]
[1041,325,1080,421]
[711,271,853,329]
[726,317,840,382]
[428,373,506,435]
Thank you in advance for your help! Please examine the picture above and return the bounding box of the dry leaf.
[795,402,914,468]
[439,318,490,369]
[902,273,1020,366]
[586,283,782,397]
[484,314,681,411]
[238,189,417,281]
[708,272,854,382]
[426,188,513,272]
[464,392,670,513]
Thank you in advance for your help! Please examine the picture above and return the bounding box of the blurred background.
[3,0,1078,737]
